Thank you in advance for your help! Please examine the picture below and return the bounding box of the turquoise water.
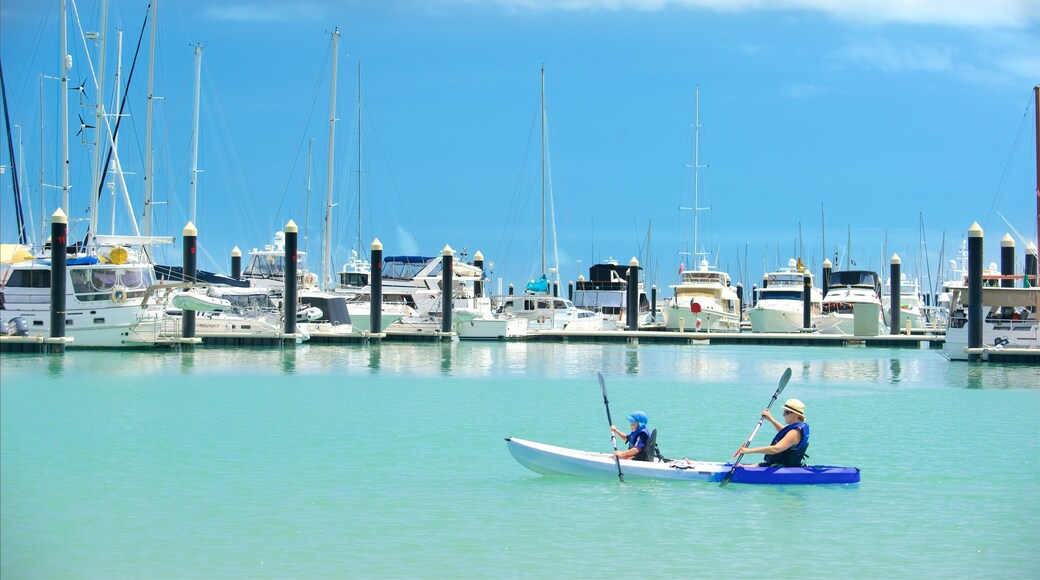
[2,342,1038,579]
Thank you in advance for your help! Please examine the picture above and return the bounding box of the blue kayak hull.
[727,464,861,485]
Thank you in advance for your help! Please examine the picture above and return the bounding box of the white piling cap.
[231,246,241,257]
[969,222,983,237]
[51,207,68,224]
[285,219,298,233]
[474,250,484,261]
[183,221,197,236]
[890,253,901,264]
[442,244,453,256]
[823,258,832,267]
[371,238,383,251]
[1001,234,1014,247]
[629,257,639,267]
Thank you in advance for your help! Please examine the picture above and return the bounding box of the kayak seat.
[635,429,669,462]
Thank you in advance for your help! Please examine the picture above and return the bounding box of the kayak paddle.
[720,367,793,487]
[597,372,624,483]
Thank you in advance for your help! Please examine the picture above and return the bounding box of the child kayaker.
[610,411,651,460]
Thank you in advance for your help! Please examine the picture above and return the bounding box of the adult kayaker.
[739,399,809,467]
[610,411,650,460]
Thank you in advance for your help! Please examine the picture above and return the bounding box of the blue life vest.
[626,427,650,453]
[763,422,809,467]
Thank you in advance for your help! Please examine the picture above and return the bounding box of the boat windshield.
[759,290,803,301]
[69,265,156,301]
[382,257,433,280]
[829,271,879,287]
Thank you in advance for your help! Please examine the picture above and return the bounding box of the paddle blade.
[777,367,793,396]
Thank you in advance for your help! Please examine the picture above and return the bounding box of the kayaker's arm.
[612,445,641,459]
[740,429,801,456]
[761,408,784,432]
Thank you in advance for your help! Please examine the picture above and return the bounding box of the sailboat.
[662,87,741,332]
[1,0,174,347]
[493,66,611,333]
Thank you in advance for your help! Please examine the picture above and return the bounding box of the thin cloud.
[785,83,834,99]
[833,39,955,73]
[486,0,1040,29]
[203,2,331,23]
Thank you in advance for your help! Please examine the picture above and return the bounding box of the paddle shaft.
[597,372,624,483]
[721,367,792,487]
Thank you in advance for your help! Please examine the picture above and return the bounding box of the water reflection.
[889,358,902,383]
[47,355,64,378]
[440,342,453,374]
[281,346,297,374]
[368,345,381,372]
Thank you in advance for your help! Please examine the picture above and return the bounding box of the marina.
[2,3,1040,577]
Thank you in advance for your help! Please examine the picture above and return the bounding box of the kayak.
[505,437,860,485]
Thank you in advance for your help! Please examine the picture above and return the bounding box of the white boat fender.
[298,306,323,321]
[111,285,128,303]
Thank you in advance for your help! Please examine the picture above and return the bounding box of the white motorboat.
[493,292,617,332]
[663,260,741,332]
[748,259,822,333]
[813,270,887,336]
[942,285,1039,361]
[162,285,306,343]
[1,240,174,347]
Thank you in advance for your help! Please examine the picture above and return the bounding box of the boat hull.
[505,437,859,485]
[748,303,809,333]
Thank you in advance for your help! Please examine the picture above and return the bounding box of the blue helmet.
[625,411,648,428]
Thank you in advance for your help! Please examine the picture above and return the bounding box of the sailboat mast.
[90,0,109,241]
[143,0,157,237]
[323,28,340,291]
[693,86,700,266]
[357,60,362,253]
[304,138,313,253]
[1034,84,1038,252]
[60,0,69,214]
[540,65,546,276]
[188,43,202,224]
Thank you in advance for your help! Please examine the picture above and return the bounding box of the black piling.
[1026,242,1038,290]
[441,245,453,333]
[568,281,574,302]
[50,209,68,339]
[473,250,484,298]
[231,246,242,280]
[651,285,658,323]
[626,257,639,331]
[802,271,813,331]
[182,222,198,339]
[284,220,298,337]
[371,238,383,334]
[890,254,901,335]
[1000,234,1015,318]
[968,223,984,362]
[822,258,832,298]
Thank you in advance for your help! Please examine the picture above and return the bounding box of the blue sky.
[2,0,1038,295]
